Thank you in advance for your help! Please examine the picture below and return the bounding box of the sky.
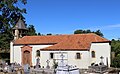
[20,0,120,40]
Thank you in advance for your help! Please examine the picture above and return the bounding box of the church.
[10,19,111,69]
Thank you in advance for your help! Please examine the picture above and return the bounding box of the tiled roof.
[13,33,110,50]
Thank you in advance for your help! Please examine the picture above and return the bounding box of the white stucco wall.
[67,51,90,69]
[10,42,22,64]
[90,43,111,67]
[30,45,52,66]
[40,51,90,69]
[14,46,22,64]
[11,45,23,64]
[10,42,111,69]
[10,44,52,65]
[10,42,13,63]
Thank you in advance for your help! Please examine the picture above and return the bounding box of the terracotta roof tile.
[14,33,110,50]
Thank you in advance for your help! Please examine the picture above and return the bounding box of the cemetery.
[0,18,119,74]
[1,53,120,74]
[1,0,120,74]
[4,18,112,74]
[0,53,80,74]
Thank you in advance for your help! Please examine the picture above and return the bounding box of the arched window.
[76,53,81,59]
[91,51,95,58]
[36,50,40,57]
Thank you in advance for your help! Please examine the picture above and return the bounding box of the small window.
[76,53,81,59]
[50,53,54,59]
[36,50,40,57]
[91,51,95,58]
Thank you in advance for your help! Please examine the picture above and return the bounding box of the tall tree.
[47,33,52,35]
[37,33,41,36]
[74,30,83,34]
[27,25,37,36]
[94,30,103,37]
[111,39,120,56]
[0,0,27,51]
[111,39,120,68]
[74,29,104,37]
[0,0,27,30]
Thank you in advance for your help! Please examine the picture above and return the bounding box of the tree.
[0,0,27,30]
[53,59,58,69]
[74,29,104,37]
[37,33,41,36]
[86,29,91,33]
[47,33,52,35]
[111,39,120,68]
[111,39,120,56]
[111,55,120,68]
[0,32,13,51]
[94,30,103,37]
[0,0,27,51]
[27,25,37,36]
[74,30,83,34]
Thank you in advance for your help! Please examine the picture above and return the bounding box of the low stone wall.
[30,68,54,74]
[0,72,17,74]
[0,68,24,74]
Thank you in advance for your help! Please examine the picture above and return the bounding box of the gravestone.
[56,53,80,74]
[24,64,30,73]
[11,63,15,72]
[46,60,50,69]
[7,65,12,72]
[17,70,21,74]
[100,56,104,65]
[36,58,40,65]
[35,58,41,68]
[58,52,66,67]
[88,56,108,73]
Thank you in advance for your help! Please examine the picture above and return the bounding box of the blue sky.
[20,0,120,40]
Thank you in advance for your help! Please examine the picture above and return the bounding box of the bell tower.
[13,18,27,40]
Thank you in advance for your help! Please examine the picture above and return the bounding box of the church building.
[10,19,111,69]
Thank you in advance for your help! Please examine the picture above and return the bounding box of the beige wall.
[40,51,90,69]
[90,43,111,67]
[10,43,22,64]
[10,42,111,69]
[10,44,52,66]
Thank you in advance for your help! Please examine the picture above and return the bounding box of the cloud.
[107,24,120,28]
[86,24,120,30]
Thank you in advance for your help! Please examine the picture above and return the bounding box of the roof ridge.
[23,33,95,37]
[92,33,110,41]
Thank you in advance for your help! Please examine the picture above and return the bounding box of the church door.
[23,50,31,65]
[21,45,32,66]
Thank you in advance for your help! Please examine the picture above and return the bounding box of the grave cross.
[46,60,50,66]
[100,56,104,65]
[100,56,104,61]
[60,53,65,66]
[36,58,40,68]
[46,60,50,69]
